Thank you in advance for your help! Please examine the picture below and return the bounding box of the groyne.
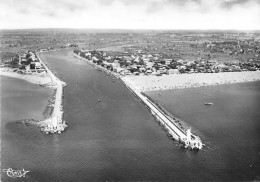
[72,53,203,149]
[36,53,68,134]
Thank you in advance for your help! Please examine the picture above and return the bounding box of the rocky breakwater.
[36,53,68,134]
[121,77,204,150]
[72,52,203,149]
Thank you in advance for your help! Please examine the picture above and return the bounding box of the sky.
[0,0,260,30]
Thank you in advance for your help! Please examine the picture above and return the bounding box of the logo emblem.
[3,168,30,178]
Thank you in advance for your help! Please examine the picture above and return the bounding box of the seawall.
[121,77,203,149]
[72,52,203,149]
[36,53,68,134]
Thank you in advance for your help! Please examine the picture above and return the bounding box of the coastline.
[0,53,68,134]
[72,52,204,149]
[71,51,260,150]
[0,68,52,86]
[124,71,260,92]
[36,53,68,134]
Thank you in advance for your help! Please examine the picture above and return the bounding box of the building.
[167,69,180,74]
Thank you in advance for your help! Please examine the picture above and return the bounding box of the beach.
[124,71,260,91]
[2,50,260,181]
[0,67,52,85]
[0,55,67,133]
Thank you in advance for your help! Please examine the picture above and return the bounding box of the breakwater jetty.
[121,77,203,150]
[36,53,68,134]
[72,52,203,150]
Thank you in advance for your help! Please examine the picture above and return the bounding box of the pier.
[72,52,203,150]
[121,77,203,150]
[36,53,68,134]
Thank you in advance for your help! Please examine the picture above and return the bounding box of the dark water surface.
[1,50,260,181]
[146,81,260,181]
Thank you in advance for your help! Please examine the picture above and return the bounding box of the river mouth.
[1,50,260,181]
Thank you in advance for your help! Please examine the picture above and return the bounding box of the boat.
[204,102,213,105]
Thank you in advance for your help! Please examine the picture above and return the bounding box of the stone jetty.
[37,53,68,134]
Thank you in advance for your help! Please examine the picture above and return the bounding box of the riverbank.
[124,71,260,91]
[3,50,260,181]
[72,52,203,149]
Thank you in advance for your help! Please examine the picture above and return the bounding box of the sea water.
[146,81,260,181]
[1,50,260,181]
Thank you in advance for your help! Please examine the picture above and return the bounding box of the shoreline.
[36,53,68,134]
[72,51,260,150]
[124,71,260,92]
[0,53,68,134]
[72,52,204,149]
[0,68,52,86]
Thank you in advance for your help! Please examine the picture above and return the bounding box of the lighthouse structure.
[183,128,203,150]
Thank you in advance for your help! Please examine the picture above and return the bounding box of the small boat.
[204,103,213,105]
[98,99,101,102]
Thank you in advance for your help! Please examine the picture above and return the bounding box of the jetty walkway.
[72,52,203,149]
[37,53,67,134]
[121,77,203,149]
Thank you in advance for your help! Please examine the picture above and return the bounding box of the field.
[1,29,260,63]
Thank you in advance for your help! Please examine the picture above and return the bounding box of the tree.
[139,59,145,65]
[185,68,191,72]
[97,60,103,65]
[12,57,19,64]
[168,63,177,69]
[73,50,80,54]
[80,52,85,57]
[119,61,129,67]
[30,63,35,69]
[179,68,186,74]
[25,58,33,65]
[9,57,20,68]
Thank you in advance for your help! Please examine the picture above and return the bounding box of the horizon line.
[1,27,260,32]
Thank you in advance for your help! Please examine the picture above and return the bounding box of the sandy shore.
[0,68,52,85]
[1,55,67,133]
[124,71,260,92]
